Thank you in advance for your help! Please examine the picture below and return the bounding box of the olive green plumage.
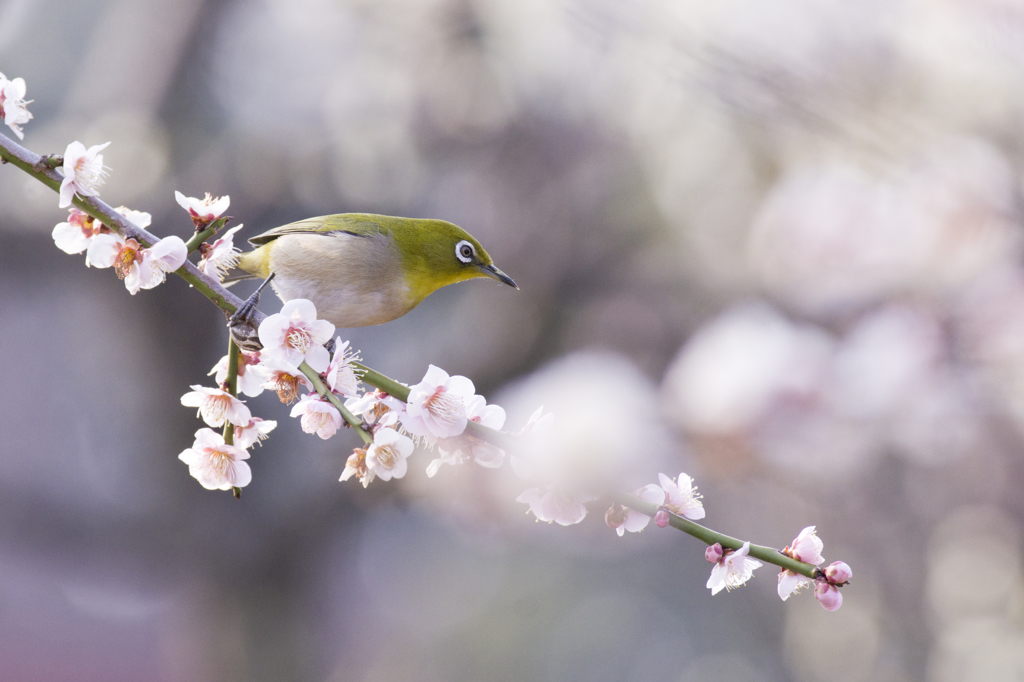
[236,213,517,327]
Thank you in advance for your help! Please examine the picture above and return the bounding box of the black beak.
[481,263,519,290]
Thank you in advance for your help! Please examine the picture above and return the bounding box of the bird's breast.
[267,232,415,327]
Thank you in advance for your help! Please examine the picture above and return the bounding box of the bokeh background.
[2,0,1024,679]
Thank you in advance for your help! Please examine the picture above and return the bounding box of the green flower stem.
[299,361,373,445]
[609,490,819,579]
[185,225,217,254]
[185,216,231,254]
[221,337,241,446]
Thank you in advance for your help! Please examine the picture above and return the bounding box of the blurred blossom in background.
[4,0,1024,679]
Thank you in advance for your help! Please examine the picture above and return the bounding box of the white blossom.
[365,427,414,481]
[175,191,230,225]
[59,141,110,208]
[257,299,335,373]
[290,393,342,439]
[401,365,474,441]
[0,72,32,139]
[180,385,252,428]
[707,542,762,595]
[178,428,252,491]
[198,225,243,281]
[658,472,705,520]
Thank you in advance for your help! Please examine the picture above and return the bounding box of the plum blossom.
[258,299,335,373]
[426,394,506,477]
[658,472,705,520]
[0,72,32,139]
[344,389,405,428]
[325,339,361,397]
[52,208,107,255]
[606,484,666,536]
[59,141,110,208]
[210,349,267,397]
[654,509,670,528]
[705,543,724,563]
[825,561,852,585]
[197,225,243,281]
[290,393,343,439]
[516,486,596,526]
[181,385,252,428]
[234,417,277,449]
[340,447,375,487]
[178,428,252,490]
[814,580,843,611]
[401,365,474,441]
[707,542,762,595]
[175,191,230,227]
[86,231,186,294]
[261,356,313,404]
[778,526,826,601]
[812,561,851,611]
[365,427,414,481]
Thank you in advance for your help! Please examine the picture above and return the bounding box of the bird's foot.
[227,273,275,352]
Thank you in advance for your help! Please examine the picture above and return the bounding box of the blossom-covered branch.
[0,88,852,612]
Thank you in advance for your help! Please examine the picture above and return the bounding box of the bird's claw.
[227,273,275,352]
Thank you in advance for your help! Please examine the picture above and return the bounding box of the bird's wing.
[246,214,387,246]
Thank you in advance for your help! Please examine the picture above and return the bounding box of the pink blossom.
[785,526,825,565]
[705,543,724,563]
[59,141,110,208]
[261,356,314,404]
[178,428,252,491]
[258,299,335,373]
[344,389,404,426]
[86,231,186,295]
[197,225,243,281]
[209,349,267,398]
[657,472,705,520]
[340,447,375,488]
[365,427,414,481]
[516,486,596,526]
[175,191,230,227]
[825,561,852,585]
[52,208,107,255]
[608,485,665,536]
[180,385,252,428]
[401,365,474,441]
[290,393,343,439]
[654,510,670,528]
[427,394,506,476]
[324,338,361,397]
[234,417,277,449]
[0,72,32,140]
[814,579,843,611]
[778,526,827,601]
[707,542,762,595]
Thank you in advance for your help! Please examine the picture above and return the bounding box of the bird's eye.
[456,240,475,263]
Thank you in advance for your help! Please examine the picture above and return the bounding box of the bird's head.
[393,218,518,303]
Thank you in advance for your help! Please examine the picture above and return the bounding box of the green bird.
[233,213,518,328]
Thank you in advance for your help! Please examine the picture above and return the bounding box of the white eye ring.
[455,239,475,263]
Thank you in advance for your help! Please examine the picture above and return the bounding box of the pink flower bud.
[814,579,843,611]
[705,543,724,563]
[605,504,627,530]
[654,509,670,528]
[824,561,852,585]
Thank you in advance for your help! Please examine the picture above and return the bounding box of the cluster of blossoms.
[0,72,32,140]
[604,479,850,610]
